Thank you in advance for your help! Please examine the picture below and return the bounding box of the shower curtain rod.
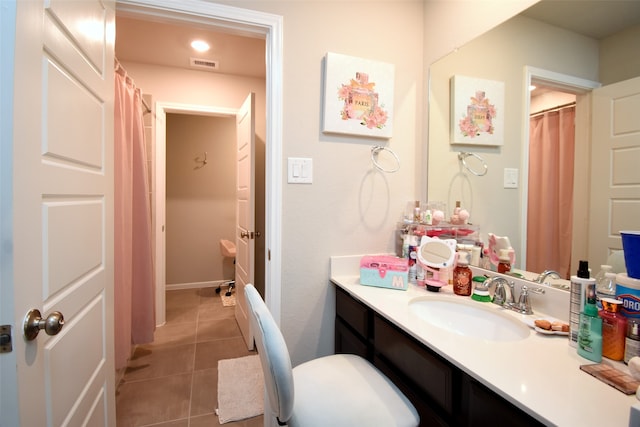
[114,57,152,114]
[530,101,575,118]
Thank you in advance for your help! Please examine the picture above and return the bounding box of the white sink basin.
[409,297,530,342]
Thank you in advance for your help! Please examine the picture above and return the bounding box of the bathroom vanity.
[331,255,639,427]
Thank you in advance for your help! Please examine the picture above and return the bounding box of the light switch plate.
[504,168,518,188]
[287,157,313,184]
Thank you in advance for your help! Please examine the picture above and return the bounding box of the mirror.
[417,236,457,269]
[427,0,640,283]
[417,236,457,291]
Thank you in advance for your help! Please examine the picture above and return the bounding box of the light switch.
[288,157,313,184]
[504,168,518,188]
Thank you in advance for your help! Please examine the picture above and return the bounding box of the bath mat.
[220,290,236,307]
[216,354,264,423]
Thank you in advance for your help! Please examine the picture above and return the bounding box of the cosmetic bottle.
[599,298,626,361]
[577,283,602,362]
[453,252,472,296]
[497,249,511,274]
[413,200,421,223]
[624,319,640,364]
[570,260,594,347]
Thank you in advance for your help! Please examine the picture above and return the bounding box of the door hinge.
[0,325,12,353]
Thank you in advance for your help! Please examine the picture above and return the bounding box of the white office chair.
[244,284,420,427]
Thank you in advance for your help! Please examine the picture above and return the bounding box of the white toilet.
[218,239,236,296]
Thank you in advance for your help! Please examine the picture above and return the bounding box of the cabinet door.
[462,375,545,427]
[374,315,456,416]
[335,286,372,339]
[375,355,450,427]
[335,317,369,358]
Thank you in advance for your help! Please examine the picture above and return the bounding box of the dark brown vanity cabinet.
[334,286,546,427]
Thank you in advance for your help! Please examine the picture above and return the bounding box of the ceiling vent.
[190,58,219,71]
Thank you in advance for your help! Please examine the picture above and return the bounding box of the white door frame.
[520,66,600,273]
[116,0,283,324]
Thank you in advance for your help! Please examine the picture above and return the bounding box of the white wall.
[600,24,640,85]
[215,0,424,364]
[165,114,236,286]
[427,15,599,269]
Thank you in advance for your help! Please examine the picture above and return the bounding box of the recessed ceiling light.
[191,40,210,52]
[529,85,537,91]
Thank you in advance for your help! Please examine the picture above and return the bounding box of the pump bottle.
[569,260,595,347]
[577,283,602,362]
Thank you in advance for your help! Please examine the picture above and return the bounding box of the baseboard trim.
[166,280,231,291]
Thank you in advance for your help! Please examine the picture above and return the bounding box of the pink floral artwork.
[451,76,504,146]
[458,91,496,137]
[337,72,388,130]
[323,52,394,138]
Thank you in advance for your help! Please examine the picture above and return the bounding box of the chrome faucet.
[533,270,561,284]
[483,277,545,315]
[483,277,515,307]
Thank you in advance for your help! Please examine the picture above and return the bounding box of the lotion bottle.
[570,260,594,347]
[599,298,626,361]
[453,252,472,296]
[577,283,602,362]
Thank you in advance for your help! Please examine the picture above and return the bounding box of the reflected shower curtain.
[527,107,575,279]
[114,64,155,370]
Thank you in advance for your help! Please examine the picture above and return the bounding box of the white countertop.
[330,255,640,427]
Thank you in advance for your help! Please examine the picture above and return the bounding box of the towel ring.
[371,145,400,173]
[458,152,488,176]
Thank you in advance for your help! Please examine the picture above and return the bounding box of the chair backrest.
[244,284,294,424]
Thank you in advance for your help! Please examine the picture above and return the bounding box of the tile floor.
[115,287,263,427]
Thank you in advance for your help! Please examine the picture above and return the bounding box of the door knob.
[240,230,262,239]
[23,309,65,341]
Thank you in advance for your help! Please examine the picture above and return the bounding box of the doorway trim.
[520,66,600,272]
[116,0,283,324]
[154,102,239,326]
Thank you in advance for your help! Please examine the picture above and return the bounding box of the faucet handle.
[516,285,532,314]
[516,286,545,315]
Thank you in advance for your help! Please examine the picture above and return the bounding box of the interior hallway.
[115,287,262,426]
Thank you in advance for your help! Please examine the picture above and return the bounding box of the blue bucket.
[621,231,640,279]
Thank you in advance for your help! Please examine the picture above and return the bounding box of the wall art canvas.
[323,52,395,139]
[451,75,504,146]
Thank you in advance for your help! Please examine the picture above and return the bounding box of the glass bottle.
[599,298,627,361]
[453,252,472,296]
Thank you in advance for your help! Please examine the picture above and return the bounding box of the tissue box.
[360,255,409,290]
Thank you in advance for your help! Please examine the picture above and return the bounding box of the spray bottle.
[569,260,595,347]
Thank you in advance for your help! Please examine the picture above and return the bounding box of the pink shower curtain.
[527,106,575,279]
[114,63,155,370]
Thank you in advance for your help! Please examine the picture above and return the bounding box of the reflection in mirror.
[427,0,640,284]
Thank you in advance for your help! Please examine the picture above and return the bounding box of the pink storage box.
[360,255,409,290]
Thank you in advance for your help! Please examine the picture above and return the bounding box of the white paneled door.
[6,0,116,425]
[235,93,256,350]
[589,76,640,266]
